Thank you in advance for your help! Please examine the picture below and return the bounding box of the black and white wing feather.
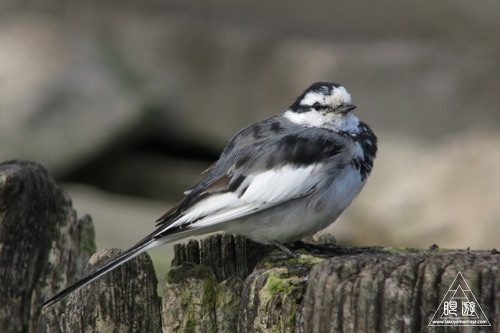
[154,118,343,237]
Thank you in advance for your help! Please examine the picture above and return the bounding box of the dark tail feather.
[43,236,156,308]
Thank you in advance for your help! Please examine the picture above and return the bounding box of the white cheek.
[283,110,326,127]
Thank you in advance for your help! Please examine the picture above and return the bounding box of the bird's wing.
[154,127,344,238]
[154,163,325,238]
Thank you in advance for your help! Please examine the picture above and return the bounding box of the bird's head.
[284,82,360,132]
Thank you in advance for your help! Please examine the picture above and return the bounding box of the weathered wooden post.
[0,160,95,332]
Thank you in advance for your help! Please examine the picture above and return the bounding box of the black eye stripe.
[312,102,330,111]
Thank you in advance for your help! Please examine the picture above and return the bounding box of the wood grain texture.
[39,249,161,333]
[0,160,95,333]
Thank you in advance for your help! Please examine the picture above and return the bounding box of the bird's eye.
[312,102,321,110]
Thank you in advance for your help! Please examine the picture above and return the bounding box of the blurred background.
[1,1,499,279]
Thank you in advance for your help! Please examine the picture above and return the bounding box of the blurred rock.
[0,16,160,176]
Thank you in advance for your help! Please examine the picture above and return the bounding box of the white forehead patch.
[300,86,352,109]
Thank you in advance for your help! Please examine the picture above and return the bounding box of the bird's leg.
[270,240,298,258]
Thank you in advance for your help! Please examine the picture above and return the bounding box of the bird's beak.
[335,103,357,114]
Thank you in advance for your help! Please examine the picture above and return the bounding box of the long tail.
[43,233,159,308]
[43,220,227,308]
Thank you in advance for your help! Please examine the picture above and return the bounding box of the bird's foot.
[270,240,299,259]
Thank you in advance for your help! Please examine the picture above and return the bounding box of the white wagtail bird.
[43,82,377,307]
